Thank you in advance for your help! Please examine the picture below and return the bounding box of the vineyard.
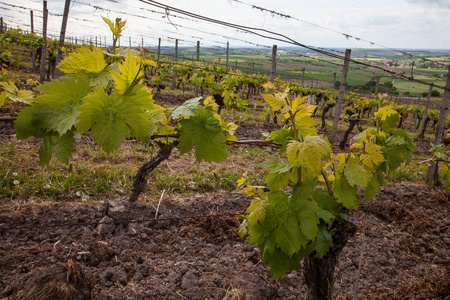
[0,14,449,300]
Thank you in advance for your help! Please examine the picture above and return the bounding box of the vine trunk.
[304,221,358,300]
[129,143,176,202]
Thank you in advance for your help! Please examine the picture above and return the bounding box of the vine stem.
[353,201,369,300]
[321,169,332,195]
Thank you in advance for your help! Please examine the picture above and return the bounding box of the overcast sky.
[3,0,450,50]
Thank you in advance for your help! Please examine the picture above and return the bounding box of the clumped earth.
[0,184,448,299]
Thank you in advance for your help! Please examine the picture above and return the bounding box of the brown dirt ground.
[0,185,448,299]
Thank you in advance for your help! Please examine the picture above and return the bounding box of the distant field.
[177,47,449,96]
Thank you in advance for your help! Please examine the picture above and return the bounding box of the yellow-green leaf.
[57,47,108,75]
[110,50,143,94]
[360,143,385,168]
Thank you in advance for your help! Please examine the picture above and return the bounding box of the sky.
[2,0,450,50]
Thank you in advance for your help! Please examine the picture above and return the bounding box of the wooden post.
[302,68,305,86]
[172,39,178,89]
[195,41,200,96]
[30,11,34,33]
[418,85,433,138]
[329,49,351,145]
[141,38,144,48]
[226,41,230,73]
[426,69,450,184]
[252,62,255,74]
[129,36,131,48]
[235,60,238,71]
[196,41,200,61]
[30,11,36,73]
[270,45,277,84]
[375,76,380,94]
[39,1,48,83]
[0,17,3,33]
[333,73,337,90]
[54,0,71,79]
[95,36,97,47]
[157,38,161,62]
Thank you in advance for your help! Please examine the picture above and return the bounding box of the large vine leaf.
[57,47,108,75]
[77,86,151,153]
[259,159,293,174]
[177,106,228,163]
[265,172,290,191]
[262,247,305,279]
[38,131,75,166]
[171,97,202,119]
[33,77,91,135]
[344,156,371,188]
[290,181,320,241]
[333,177,359,209]
[269,126,295,155]
[263,94,285,112]
[14,106,46,139]
[312,222,333,258]
[383,135,408,171]
[286,135,331,178]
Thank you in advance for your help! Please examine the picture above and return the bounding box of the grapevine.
[238,85,415,298]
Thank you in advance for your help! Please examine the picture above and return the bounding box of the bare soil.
[0,185,448,299]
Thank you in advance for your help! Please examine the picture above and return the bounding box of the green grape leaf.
[382,111,400,133]
[261,191,309,256]
[171,97,202,119]
[177,106,228,163]
[313,223,333,258]
[38,131,74,166]
[259,159,293,174]
[383,135,407,171]
[262,94,285,111]
[14,106,45,139]
[392,129,416,164]
[57,47,108,75]
[110,50,143,94]
[77,86,151,153]
[262,247,304,279]
[333,177,359,209]
[286,135,331,177]
[360,143,385,168]
[363,176,380,201]
[313,188,341,217]
[344,156,371,187]
[312,188,339,225]
[33,77,91,135]
[295,114,318,138]
[265,172,290,191]
[246,191,269,225]
[269,126,295,155]
[291,182,320,241]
